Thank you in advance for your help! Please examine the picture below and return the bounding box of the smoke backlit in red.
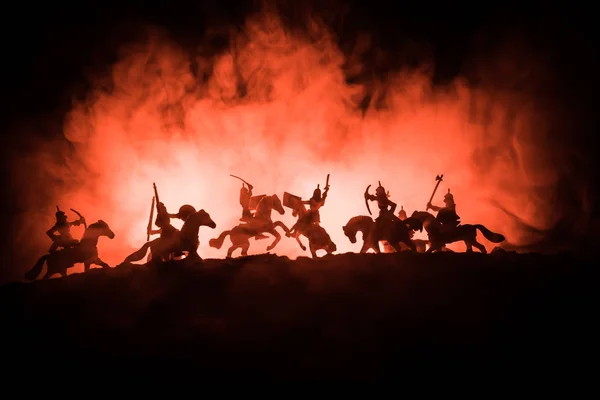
[14,12,571,272]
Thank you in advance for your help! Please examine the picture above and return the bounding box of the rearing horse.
[283,195,336,257]
[24,220,115,281]
[209,194,290,258]
[410,211,505,253]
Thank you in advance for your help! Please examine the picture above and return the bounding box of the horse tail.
[123,242,152,263]
[209,230,231,249]
[474,224,506,243]
[24,255,48,281]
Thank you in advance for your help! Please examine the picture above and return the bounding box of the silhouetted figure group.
[25,173,507,281]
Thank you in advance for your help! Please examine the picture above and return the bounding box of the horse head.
[87,220,115,239]
[342,224,357,243]
[197,209,217,229]
[328,240,337,253]
[271,194,285,215]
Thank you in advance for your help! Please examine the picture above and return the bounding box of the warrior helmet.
[312,184,321,201]
[444,189,454,202]
[375,181,386,197]
[398,205,407,220]
[176,204,196,220]
[55,206,66,220]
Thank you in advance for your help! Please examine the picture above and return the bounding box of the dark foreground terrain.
[1,251,598,383]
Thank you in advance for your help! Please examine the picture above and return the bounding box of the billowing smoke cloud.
[5,9,596,280]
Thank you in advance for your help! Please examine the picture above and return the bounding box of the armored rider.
[46,207,84,252]
[287,182,330,237]
[367,182,399,224]
[148,201,178,240]
[427,188,461,235]
[236,182,269,240]
[239,182,254,222]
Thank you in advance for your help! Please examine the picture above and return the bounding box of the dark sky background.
[0,1,597,281]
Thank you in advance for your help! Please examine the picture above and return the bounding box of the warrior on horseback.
[365,181,400,233]
[231,174,268,240]
[46,206,84,253]
[427,188,461,236]
[287,179,330,238]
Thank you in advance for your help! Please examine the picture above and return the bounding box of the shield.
[249,194,266,210]
[283,192,303,210]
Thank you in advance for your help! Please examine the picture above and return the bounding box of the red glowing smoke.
[8,11,587,275]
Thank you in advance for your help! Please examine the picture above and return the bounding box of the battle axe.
[427,174,444,209]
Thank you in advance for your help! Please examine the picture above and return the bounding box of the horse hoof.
[301,246,306,251]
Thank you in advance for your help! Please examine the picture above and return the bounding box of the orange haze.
[10,12,578,274]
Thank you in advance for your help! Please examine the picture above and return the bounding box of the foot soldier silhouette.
[46,206,84,252]
[231,174,268,240]
[427,188,461,235]
[287,179,330,237]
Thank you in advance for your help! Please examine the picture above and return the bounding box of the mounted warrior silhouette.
[342,181,423,253]
[410,174,506,253]
[283,174,337,258]
[123,183,216,264]
[25,208,115,281]
[209,174,290,258]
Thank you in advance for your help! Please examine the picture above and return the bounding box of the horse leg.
[472,240,487,254]
[465,241,473,252]
[93,257,111,269]
[186,250,202,262]
[84,262,91,272]
[240,242,251,257]
[273,221,291,235]
[359,240,370,253]
[309,243,318,258]
[226,245,236,258]
[266,229,281,252]
[294,234,307,251]
[426,241,443,253]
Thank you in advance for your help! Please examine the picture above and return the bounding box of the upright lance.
[147,196,155,241]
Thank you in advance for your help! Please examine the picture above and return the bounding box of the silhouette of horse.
[209,194,290,258]
[410,211,505,253]
[124,209,216,263]
[342,215,423,253]
[24,220,115,281]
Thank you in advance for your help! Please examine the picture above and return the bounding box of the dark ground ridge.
[1,251,597,382]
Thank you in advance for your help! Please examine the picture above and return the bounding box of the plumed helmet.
[444,189,454,202]
[176,204,196,220]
